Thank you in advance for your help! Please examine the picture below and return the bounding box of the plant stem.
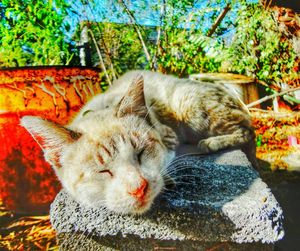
[118,0,152,68]
[88,29,112,85]
[247,86,300,108]
[83,0,117,80]
[152,0,166,70]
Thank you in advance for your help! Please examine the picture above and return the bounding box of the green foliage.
[81,0,228,77]
[0,0,297,91]
[148,0,226,76]
[89,22,147,75]
[153,30,220,76]
[0,0,76,67]
[219,3,298,85]
[98,1,297,85]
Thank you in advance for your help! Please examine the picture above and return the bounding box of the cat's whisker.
[163,177,194,190]
[171,174,201,179]
[161,188,182,196]
[166,157,187,166]
[161,188,180,195]
[162,169,202,178]
[165,152,207,166]
[163,175,200,185]
[163,184,189,191]
[163,176,175,183]
[161,167,187,177]
[78,229,94,250]
[166,159,191,168]
[142,102,155,121]
[164,172,204,181]
[74,228,89,249]
[165,156,199,167]
[162,165,206,176]
[167,180,194,186]
[164,159,191,169]
[140,119,161,140]
[164,176,194,184]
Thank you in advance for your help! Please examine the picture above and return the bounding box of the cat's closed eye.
[137,148,145,164]
[98,169,113,177]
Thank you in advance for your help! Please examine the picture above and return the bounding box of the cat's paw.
[198,138,220,153]
[160,126,179,150]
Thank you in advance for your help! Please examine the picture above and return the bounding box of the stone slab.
[50,150,284,250]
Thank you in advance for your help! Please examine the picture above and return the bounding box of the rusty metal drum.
[0,66,102,213]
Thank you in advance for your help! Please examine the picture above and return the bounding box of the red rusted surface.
[0,66,102,213]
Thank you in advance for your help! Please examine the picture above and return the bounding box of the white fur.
[21,82,173,214]
[21,70,249,214]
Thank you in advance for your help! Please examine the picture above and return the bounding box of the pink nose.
[128,178,148,200]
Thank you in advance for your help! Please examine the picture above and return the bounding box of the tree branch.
[98,31,117,81]
[152,0,166,70]
[118,0,152,67]
[88,29,112,85]
[207,3,231,37]
[85,1,117,80]
[247,86,300,108]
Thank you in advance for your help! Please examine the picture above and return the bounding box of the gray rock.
[50,150,284,250]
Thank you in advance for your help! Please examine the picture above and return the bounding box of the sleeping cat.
[21,70,257,215]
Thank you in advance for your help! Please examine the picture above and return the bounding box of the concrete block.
[50,150,284,250]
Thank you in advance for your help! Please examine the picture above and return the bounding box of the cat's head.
[21,76,173,214]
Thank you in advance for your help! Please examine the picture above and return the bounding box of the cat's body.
[80,71,255,148]
[21,70,256,215]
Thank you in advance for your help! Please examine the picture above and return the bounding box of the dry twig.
[88,29,112,85]
[247,86,300,108]
[118,0,152,67]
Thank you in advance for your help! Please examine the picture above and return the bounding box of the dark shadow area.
[58,232,275,251]
[260,171,300,251]
[272,0,300,13]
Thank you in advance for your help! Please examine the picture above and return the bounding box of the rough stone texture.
[50,150,284,250]
[56,233,275,251]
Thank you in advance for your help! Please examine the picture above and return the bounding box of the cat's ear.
[115,75,148,118]
[20,116,80,169]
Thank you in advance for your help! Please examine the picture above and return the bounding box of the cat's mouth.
[131,181,165,214]
[132,199,151,214]
[131,189,159,214]
[105,179,163,214]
